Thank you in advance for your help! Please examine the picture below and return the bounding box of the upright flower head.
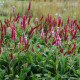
[28,2,31,11]
[56,35,61,47]
[22,33,27,44]
[57,27,60,35]
[13,6,15,14]
[71,41,76,53]
[67,15,70,25]
[58,14,61,27]
[53,17,57,27]
[41,28,44,38]
[11,25,16,41]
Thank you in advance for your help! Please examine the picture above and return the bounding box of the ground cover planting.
[0,2,80,80]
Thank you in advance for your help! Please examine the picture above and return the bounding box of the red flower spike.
[1,31,4,43]
[60,47,64,53]
[71,41,76,53]
[45,37,47,43]
[37,43,40,48]
[64,51,68,56]
[33,24,41,29]
[28,27,34,35]
[77,24,80,31]
[71,29,77,40]
[28,2,31,11]
[40,14,43,21]
[67,15,70,25]
[53,17,57,27]
[3,25,6,35]
[52,40,56,45]
[28,16,31,25]
[16,12,19,23]
[58,14,61,27]
[61,21,63,27]
[9,52,14,62]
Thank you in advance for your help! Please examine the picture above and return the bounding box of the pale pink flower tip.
[41,28,44,38]
[13,6,15,14]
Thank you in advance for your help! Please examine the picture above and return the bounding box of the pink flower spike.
[68,33,70,39]
[41,28,44,38]
[56,35,60,47]
[56,35,61,47]
[13,6,15,14]
[22,33,27,44]
[51,27,54,37]
[57,27,60,35]
[24,37,27,44]
[35,18,38,22]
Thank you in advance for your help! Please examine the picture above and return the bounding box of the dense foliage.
[0,2,80,80]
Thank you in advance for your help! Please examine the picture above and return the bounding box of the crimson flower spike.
[3,25,6,35]
[52,40,56,45]
[9,52,14,62]
[26,13,28,20]
[28,2,31,11]
[16,12,19,23]
[58,14,61,27]
[48,27,54,39]
[19,36,21,43]
[60,47,64,53]
[70,41,76,53]
[33,23,41,29]
[73,19,77,26]
[71,29,77,40]
[37,43,40,48]
[1,30,4,43]
[52,17,57,27]
[11,26,16,41]
[40,14,43,21]
[61,20,63,27]
[67,15,70,25]
[28,27,34,35]
[76,24,80,31]
[20,15,26,30]
[28,16,31,25]
[45,37,47,43]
